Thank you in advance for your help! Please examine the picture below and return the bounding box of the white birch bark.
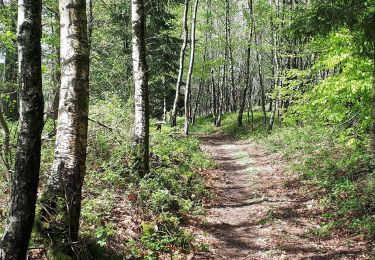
[171,0,189,127]
[184,0,199,135]
[46,0,90,245]
[132,0,149,174]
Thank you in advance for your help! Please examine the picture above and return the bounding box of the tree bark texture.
[0,0,44,258]
[132,0,150,174]
[44,0,90,249]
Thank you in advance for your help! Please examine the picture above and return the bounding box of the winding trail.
[196,134,370,260]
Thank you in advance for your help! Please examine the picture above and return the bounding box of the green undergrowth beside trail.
[1,97,213,259]
[192,111,375,250]
[191,112,276,139]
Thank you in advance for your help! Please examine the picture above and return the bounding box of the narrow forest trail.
[196,134,371,260]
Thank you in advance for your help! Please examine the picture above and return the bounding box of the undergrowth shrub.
[266,124,375,238]
[27,97,212,259]
[125,127,212,258]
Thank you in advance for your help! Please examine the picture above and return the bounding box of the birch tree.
[42,0,90,250]
[132,0,149,174]
[171,0,189,127]
[0,0,44,258]
[184,0,199,136]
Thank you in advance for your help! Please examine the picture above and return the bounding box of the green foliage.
[123,126,212,257]
[68,99,211,257]
[191,112,275,139]
[280,29,373,138]
[128,212,193,259]
[266,125,375,238]
[90,0,181,117]
[32,97,212,258]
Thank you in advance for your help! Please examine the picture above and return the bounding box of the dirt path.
[196,134,371,260]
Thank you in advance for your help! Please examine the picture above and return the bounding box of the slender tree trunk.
[47,12,61,120]
[216,66,225,127]
[0,0,44,258]
[184,0,199,135]
[0,108,10,181]
[163,97,167,122]
[42,0,90,252]
[372,41,375,156]
[268,4,279,133]
[132,0,149,174]
[171,0,189,127]
[238,0,253,127]
[238,48,251,127]
[256,34,267,124]
[225,0,236,112]
[87,0,93,48]
[211,68,218,122]
[1,0,18,121]
[192,80,203,125]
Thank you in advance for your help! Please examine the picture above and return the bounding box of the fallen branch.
[88,117,114,131]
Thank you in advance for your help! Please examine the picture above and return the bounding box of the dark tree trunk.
[238,47,251,127]
[192,80,203,125]
[1,0,19,121]
[372,41,375,156]
[216,66,225,127]
[0,108,10,181]
[0,0,44,258]
[47,12,61,121]
[256,34,267,124]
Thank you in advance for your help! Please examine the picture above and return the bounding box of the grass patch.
[191,111,275,139]
[265,125,375,238]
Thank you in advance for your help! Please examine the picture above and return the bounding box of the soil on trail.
[196,134,371,260]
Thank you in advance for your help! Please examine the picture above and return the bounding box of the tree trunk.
[192,80,203,125]
[0,0,44,258]
[171,0,189,127]
[216,66,225,127]
[87,0,93,48]
[132,0,149,174]
[238,0,253,127]
[226,0,236,112]
[47,11,61,121]
[184,0,199,136]
[1,0,19,121]
[42,0,90,252]
[0,108,10,181]
[238,47,251,127]
[256,34,267,124]
[372,41,375,156]
[268,3,279,133]
[211,68,218,123]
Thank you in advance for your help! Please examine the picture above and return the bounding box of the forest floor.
[194,133,371,260]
